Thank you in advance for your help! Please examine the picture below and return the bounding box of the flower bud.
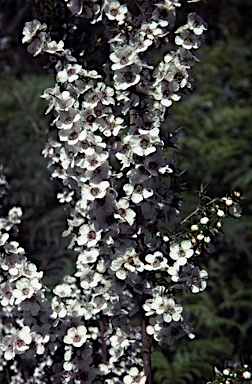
[200,217,209,225]
[217,209,225,217]
[243,371,251,380]
[225,197,233,206]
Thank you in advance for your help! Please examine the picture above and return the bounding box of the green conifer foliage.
[151,38,252,383]
[0,74,75,286]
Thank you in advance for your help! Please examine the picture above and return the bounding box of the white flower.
[15,326,32,352]
[0,328,32,360]
[187,12,208,36]
[81,181,110,201]
[165,64,190,91]
[144,151,171,176]
[27,31,47,56]
[22,20,47,44]
[83,148,109,171]
[169,240,194,265]
[222,196,233,206]
[123,178,154,204]
[56,108,81,130]
[152,3,178,28]
[77,248,99,264]
[143,295,166,316]
[4,241,24,255]
[0,283,15,306]
[55,90,76,111]
[175,29,202,50]
[96,82,115,106]
[141,21,163,40]
[131,130,161,157]
[0,231,9,246]
[2,253,23,277]
[109,345,124,364]
[145,251,168,271]
[123,367,146,384]
[57,63,83,83]
[115,136,133,169]
[223,368,231,375]
[50,297,67,319]
[197,233,204,241]
[180,264,208,293]
[110,247,144,280]
[43,39,64,53]
[114,198,136,225]
[104,0,128,24]
[1,335,16,360]
[92,296,108,313]
[110,46,139,71]
[114,65,142,90]
[77,223,102,247]
[13,277,41,304]
[162,298,183,323]
[77,267,102,289]
[8,206,22,224]
[101,115,125,137]
[63,325,87,347]
[53,283,72,298]
[110,328,131,349]
[66,0,83,16]
[152,81,180,108]
[22,261,43,279]
[57,189,74,203]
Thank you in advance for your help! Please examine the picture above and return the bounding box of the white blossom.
[169,240,194,266]
[64,325,88,347]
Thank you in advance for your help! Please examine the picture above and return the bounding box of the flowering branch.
[0,1,243,383]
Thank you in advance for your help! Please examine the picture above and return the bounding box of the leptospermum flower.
[81,181,110,202]
[64,325,88,347]
[169,240,194,266]
[77,222,102,247]
[114,198,136,225]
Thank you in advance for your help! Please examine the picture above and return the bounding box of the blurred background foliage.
[0,0,251,382]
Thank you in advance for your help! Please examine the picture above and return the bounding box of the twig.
[179,198,218,226]
[99,317,108,363]
[141,311,152,384]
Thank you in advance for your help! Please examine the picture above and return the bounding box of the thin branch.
[99,317,108,364]
[141,310,152,384]
[179,198,218,226]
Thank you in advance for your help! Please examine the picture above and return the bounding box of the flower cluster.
[206,363,252,383]
[187,191,242,254]
[0,1,243,383]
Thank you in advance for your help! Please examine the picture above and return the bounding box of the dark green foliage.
[0,74,75,286]
[172,40,252,197]
[151,38,252,383]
